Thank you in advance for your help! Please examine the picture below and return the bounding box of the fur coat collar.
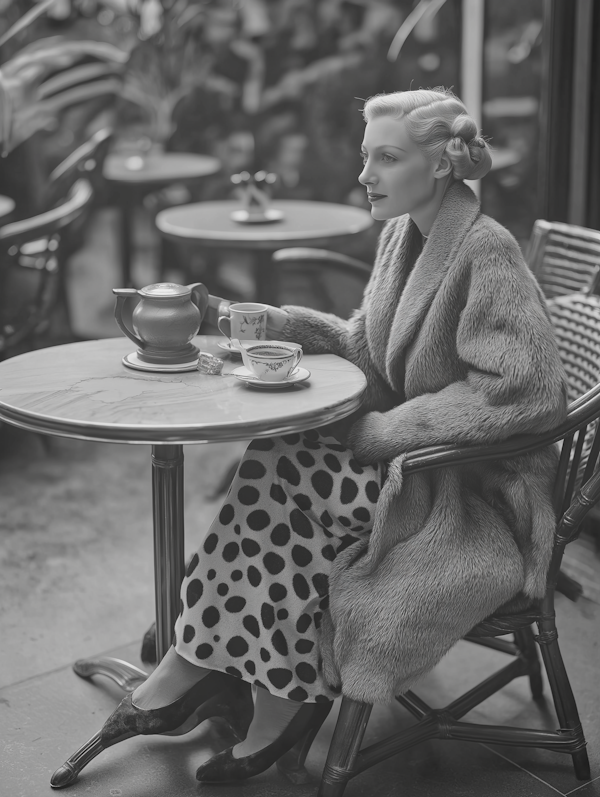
[282,181,567,704]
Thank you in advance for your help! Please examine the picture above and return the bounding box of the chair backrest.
[272,247,371,319]
[44,127,113,211]
[0,179,94,356]
[526,219,600,299]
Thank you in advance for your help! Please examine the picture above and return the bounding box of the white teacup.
[235,341,302,382]
[218,302,267,342]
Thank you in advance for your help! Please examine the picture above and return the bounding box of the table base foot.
[73,656,148,692]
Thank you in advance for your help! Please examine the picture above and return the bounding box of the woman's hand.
[206,295,289,339]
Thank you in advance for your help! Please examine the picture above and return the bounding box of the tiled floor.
[1,207,600,796]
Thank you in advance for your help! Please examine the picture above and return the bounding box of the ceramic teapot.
[113,282,209,364]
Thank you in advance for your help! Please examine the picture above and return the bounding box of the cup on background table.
[218,302,268,341]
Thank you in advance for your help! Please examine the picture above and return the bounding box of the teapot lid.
[139,282,189,297]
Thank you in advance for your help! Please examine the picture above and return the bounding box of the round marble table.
[0,336,366,676]
[0,194,15,220]
[104,152,221,287]
[155,199,374,305]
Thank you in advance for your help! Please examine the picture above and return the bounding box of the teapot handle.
[188,283,210,326]
[113,288,144,349]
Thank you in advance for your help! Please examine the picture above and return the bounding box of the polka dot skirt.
[174,430,385,703]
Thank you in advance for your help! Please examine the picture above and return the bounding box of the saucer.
[217,339,260,355]
[230,208,285,224]
[122,351,199,372]
[232,365,311,388]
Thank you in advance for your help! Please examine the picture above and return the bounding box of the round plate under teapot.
[122,351,199,373]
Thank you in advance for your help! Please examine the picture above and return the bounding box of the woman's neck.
[410,175,454,237]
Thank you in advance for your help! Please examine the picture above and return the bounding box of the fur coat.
[279,180,568,705]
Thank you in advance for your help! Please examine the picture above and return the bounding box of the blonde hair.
[363,88,492,181]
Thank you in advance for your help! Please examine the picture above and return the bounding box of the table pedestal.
[72,445,186,689]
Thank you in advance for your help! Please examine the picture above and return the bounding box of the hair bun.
[446,132,492,180]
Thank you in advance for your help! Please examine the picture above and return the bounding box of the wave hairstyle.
[362,88,492,181]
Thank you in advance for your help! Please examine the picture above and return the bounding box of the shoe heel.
[276,701,333,784]
[51,729,135,789]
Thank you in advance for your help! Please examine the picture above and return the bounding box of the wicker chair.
[0,178,94,358]
[527,219,600,299]
[307,333,600,795]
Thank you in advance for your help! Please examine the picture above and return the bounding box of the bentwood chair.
[527,219,600,300]
[0,178,94,358]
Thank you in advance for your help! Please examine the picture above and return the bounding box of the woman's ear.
[433,152,453,180]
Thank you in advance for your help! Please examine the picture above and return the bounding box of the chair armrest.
[272,247,372,277]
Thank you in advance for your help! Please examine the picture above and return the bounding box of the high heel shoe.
[50,671,252,789]
[195,700,333,783]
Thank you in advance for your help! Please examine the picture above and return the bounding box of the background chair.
[0,178,94,359]
[306,383,600,796]
[526,219,600,299]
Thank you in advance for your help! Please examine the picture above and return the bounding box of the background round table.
[103,152,221,287]
[0,336,366,685]
[155,199,374,305]
[0,194,16,221]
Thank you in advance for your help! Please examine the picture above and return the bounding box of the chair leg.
[514,626,544,699]
[536,625,591,780]
[318,698,372,797]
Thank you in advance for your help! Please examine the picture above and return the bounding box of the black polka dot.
[269,583,287,602]
[207,569,216,580]
[213,635,220,642]
[242,538,261,557]
[282,433,301,444]
[366,480,380,503]
[247,565,262,587]
[314,611,323,629]
[217,582,229,596]
[325,442,347,452]
[270,484,287,505]
[249,438,275,451]
[267,669,293,689]
[304,440,321,450]
[353,507,371,522]
[260,647,271,662]
[238,485,260,505]
[185,553,199,577]
[324,453,342,473]
[272,629,289,656]
[239,460,267,480]
[349,458,364,475]
[312,470,333,499]
[219,504,235,524]
[337,534,358,553]
[312,573,329,597]
[226,666,242,678]
[304,430,319,441]
[226,636,249,657]
[351,525,364,533]
[277,455,301,487]
[248,510,271,531]
[243,615,260,638]
[245,661,256,675]
[322,527,334,538]
[223,542,239,562]
[186,579,203,608]
[295,639,314,654]
[261,602,275,629]
[296,450,316,468]
[296,614,312,633]
[320,595,330,611]
[290,508,314,539]
[322,544,336,561]
[234,524,241,535]
[263,552,285,575]
[277,608,289,620]
[232,570,243,581]
[202,606,220,628]
[316,693,334,702]
[254,679,267,690]
[183,624,195,643]
[195,643,213,659]
[204,533,218,554]
[341,477,359,504]
[292,545,313,567]
[296,662,317,683]
[225,596,246,613]
[320,511,333,528]
[338,515,352,527]
[294,493,312,511]
[271,523,291,546]
[288,686,309,701]
[293,573,310,600]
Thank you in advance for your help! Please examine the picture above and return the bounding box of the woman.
[52,88,567,788]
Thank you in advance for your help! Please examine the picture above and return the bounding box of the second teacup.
[242,342,302,382]
[218,302,268,342]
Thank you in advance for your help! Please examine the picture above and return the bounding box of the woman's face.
[358,116,439,221]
